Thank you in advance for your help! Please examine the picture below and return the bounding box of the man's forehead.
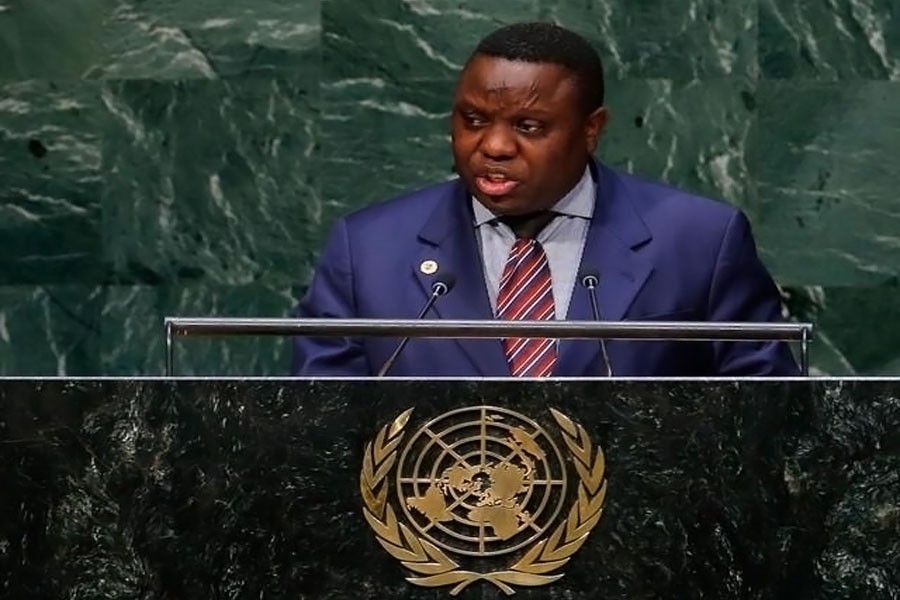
[457,56,574,96]
[464,56,570,81]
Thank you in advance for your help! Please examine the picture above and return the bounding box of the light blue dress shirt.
[472,167,596,319]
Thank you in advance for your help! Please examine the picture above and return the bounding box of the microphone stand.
[377,278,453,377]
[580,271,614,377]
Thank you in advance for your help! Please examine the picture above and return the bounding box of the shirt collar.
[471,165,596,226]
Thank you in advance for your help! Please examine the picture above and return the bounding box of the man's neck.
[498,211,556,239]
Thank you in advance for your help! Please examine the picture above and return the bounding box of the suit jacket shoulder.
[605,167,752,282]
[341,179,461,236]
[610,168,739,237]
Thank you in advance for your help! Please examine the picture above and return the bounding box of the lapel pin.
[419,260,439,275]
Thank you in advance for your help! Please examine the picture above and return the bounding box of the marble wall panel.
[755,80,900,287]
[99,284,296,375]
[0,0,899,374]
[760,0,900,79]
[100,74,319,286]
[0,285,102,375]
[0,80,103,283]
[540,0,758,79]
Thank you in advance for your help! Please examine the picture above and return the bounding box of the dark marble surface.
[0,286,102,375]
[540,0,758,80]
[1,1,900,375]
[755,80,900,287]
[100,74,319,287]
[759,0,900,79]
[0,379,898,598]
[99,284,296,376]
[0,80,103,284]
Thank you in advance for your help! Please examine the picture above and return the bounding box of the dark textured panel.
[599,77,757,211]
[323,0,539,82]
[0,0,115,81]
[759,0,900,79]
[0,286,102,375]
[90,0,321,79]
[783,284,900,375]
[540,0,757,80]
[100,73,319,286]
[99,284,296,376]
[754,80,900,287]
[0,81,102,283]
[0,0,321,81]
[318,77,455,216]
[0,380,897,598]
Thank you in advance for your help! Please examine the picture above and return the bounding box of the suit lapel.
[556,162,654,377]
[413,180,509,376]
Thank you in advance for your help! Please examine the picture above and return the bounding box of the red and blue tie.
[496,238,557,377]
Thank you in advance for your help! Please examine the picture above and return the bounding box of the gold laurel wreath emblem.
[359,408,607,596]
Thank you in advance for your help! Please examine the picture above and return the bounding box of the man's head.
[451,23,608,217]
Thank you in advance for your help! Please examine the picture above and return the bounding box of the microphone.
[377,274,456,377]
[578,267,614,377]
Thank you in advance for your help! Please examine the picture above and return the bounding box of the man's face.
[451,54,608,216]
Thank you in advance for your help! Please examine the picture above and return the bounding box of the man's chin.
[473,193,520,216]
[476,188,555,215]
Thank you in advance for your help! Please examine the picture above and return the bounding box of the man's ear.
[585,106,609,153]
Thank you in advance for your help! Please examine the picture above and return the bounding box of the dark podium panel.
[1,379,898,599]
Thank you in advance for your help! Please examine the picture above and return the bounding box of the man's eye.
[516,120,543,134]
[463,113,487,126]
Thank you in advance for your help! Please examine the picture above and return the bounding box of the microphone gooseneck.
[577,267,614,377]
[377,274,456,377]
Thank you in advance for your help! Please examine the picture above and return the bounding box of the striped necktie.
[496,238,557,377]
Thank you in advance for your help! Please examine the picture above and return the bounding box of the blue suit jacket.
[292,162,799,377]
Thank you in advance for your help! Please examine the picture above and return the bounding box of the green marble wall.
[1,0,898,375]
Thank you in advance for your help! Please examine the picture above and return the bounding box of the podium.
[1,379,898,598]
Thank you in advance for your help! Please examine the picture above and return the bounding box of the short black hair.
[471,22,605,112]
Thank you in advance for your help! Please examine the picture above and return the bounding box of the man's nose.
[479,124,516,160]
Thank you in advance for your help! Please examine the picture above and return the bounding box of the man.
[292,22,799,377]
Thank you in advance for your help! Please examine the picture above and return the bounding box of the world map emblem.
[360,406,607,595]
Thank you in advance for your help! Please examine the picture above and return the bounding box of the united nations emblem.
[360,406,607,595]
